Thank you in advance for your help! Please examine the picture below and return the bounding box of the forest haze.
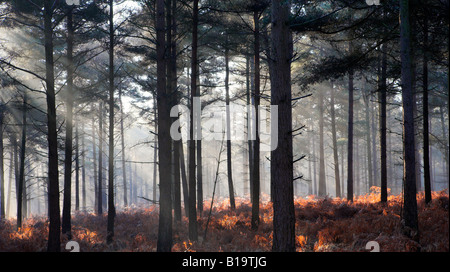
[0,0,448,253]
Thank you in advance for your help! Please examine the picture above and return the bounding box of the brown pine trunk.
[44,0,61,252]
[251,4,260,230]
[97,102,103,215]
[400,0,419,236]
[156,0,173,251]
[225,41,236,210]
[0,104,4,220]
[347,49,354,202]
[380,44,388,202]
[62,6,74,239]
[106,0,116,244]
[422,18,432,204]
[330,84,341,198]
[318,91,326,196]
[188,0,199,242]
[270,0,295,252]
[17,94,27,230]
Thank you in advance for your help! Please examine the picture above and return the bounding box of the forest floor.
[0,187,448,252]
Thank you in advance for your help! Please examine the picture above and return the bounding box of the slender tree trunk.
[75,120,80,211]
[318,91,326,196]
[119,89,128,207]
[363,89,373,191]
[169,0,181,222]
[225,41,236,210]
[251,4,261,230]
[347,44,354,202]
[0,104,4,220]
[422,18,432,204]
[156,0,173,251]
[0,105,4,220]
[180,140,189,217]
[17,94,27,230]
[81,123,86,211]
[371,98,378,187]
[188,0,199,242]
[400,0,419,236]
[98,102,103,215]
[92,115,98,212]
[439,105,449,179]
[6,148,13,218]
[153,96,158,202]
[44,0,60,251]
[106,0,116,244]
[330,84,341,198]
[270,0,295,252]
[245,53,252,198]
[380,43,388,202]
[62,6,74,238]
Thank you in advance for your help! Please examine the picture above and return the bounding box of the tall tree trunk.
[380,43,388,202]
[245,53,252,197]
[251,4,260,230]
[119,89,128,207]
[318,91,326,196]
[371,98,378,187]
[422,17,432,204]
[225,40,236,210]
[62,6,74,239]
[81,123,86,211]
[92,115,98,212]
[399,0,419,236]
[188,0,199,242]
[153,95,158,202]
[6,145,13,218]
[439,105,449,179]
[363,86,373,191]
[347,43,354,202]
[106,0,116,244]
[330,84,341,198]
[97,102,103,215]
[17,94,27,230]
[156,0,173,252]
[169,0,181,222]
[180,140,189,217]
[0,104,4,220]
[44,0,61,251]
[75,120,80,211]
[270,0,295,252]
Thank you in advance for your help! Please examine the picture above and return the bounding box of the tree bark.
[188,0,199,242]
[347,43,354,202]
[225,40,236,210]
[17,94,27,230]
[62,6,74,239]
[106,0,116,244]
[92,114,98,212]
[119,88,128,207]
[251,4,260,230]
[330,84,341,198]
[422,17,432,204]
[97,102,103,215]
[318,90,326,196]
[399,0,419,236]
[0,104,4,220]
[380,43,388,202]
[270,0,295,252]
[156,0,173,251]
[44,0,61,251]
